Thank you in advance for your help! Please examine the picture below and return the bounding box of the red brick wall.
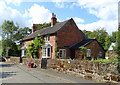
[25,40,33,48]
[49,35,56,59]
[56,19,85,58]
[22,40,33,48]
[75,40,105,60]
[56,19,84,47]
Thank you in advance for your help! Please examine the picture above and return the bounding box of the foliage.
[27,35,44,58]
[116,24,120,73]
[27,43,34,57]
[93,57,118,63]
[83,28,117,51]
[1,20,19,41]
[115,30,120,56]
[0,20,31,57]
[90,28,108,49]
[1,39,20,57]
[111,31,117,43]
[104,36,111,51]
[79,47,86,59]
[15,27,31,40]
[34,23,51,30]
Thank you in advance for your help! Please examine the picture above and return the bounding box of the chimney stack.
[51,13,57,27]
[32,24,37,33]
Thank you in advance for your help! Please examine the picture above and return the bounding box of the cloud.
[0,1,30,28]
[24,4,51,24]
[77,20,118,34]
[73,17,84,23]
[4,0,23,6]
[75,0,119,34]
[0,1,53,29]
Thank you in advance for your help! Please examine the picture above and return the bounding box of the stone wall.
[9,57,41,67]
[9,57,120,83]
[47,59,120,83]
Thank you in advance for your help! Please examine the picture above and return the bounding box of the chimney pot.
[51,13,57,27]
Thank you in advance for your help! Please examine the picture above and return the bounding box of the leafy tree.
[83,28,108,50]
[104,36,112,51]
[14,27,31,41]
[34,23,51,30]
[82,30,92,37]
[115,29,120,56]
[115,23,120,75]
[1,20,19,41]
[111,31,117,43]
[1,20,31,57]
[1,39,20,57]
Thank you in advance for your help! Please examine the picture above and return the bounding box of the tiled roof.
[69,39,95,49]
[21,18,71,41]
[69,38,105,51]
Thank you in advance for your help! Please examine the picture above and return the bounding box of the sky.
[0,0,119,40]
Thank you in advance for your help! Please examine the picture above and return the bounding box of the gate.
[41,58,47,69]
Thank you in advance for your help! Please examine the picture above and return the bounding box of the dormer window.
[45,35,50,41]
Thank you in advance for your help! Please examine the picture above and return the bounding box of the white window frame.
[45,35,50,42]
[86,49,91,57]
[42,47,51,58]
[59,49,66,58]
[98,51,103,58]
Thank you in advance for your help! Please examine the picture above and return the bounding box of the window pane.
[87,49,91,57]
[45,48,46,56]
[47,48,50,56]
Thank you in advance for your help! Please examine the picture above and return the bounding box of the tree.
[83,30,92,37]
[1,20,31,57]
[104,36,112,51]
[14,27,31,41]
[85,28,108,50]
[115,27,120,56]
[34,23,51,30]
[111,31,117,43]
[1,20,19,41]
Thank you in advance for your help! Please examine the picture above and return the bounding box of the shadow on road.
[0,71,17,79]
[0,63,15,68]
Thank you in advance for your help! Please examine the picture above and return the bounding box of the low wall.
[9,57,41,67]
[9,57,120,83]
[47,59,120,83]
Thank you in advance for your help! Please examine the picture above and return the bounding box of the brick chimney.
[32,24,37,33]
[51,13,57,27]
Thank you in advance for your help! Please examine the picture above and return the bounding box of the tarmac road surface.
[0,62,96,84]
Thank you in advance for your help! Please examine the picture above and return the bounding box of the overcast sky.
[0,0,119,38]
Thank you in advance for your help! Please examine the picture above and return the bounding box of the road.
[0,62,96,83]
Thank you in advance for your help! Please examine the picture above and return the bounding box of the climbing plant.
[27,35,44,58]
[79,47,86,59]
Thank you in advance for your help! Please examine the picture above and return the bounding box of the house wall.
[49,35,56,59]
[25,40,33,48]
[56,19,85,58]
[75,40,105,60]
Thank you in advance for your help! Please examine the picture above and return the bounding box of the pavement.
[0,62,97,83]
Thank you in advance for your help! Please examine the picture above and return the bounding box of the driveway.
[1,62,96,83]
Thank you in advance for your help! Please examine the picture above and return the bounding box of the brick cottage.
[21,13,105,60]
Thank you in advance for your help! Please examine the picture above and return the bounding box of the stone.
[84,75,92,80]
[85,70,94,74]
[111,75,118,82]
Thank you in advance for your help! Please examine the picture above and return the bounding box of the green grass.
[93,58,118,63]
